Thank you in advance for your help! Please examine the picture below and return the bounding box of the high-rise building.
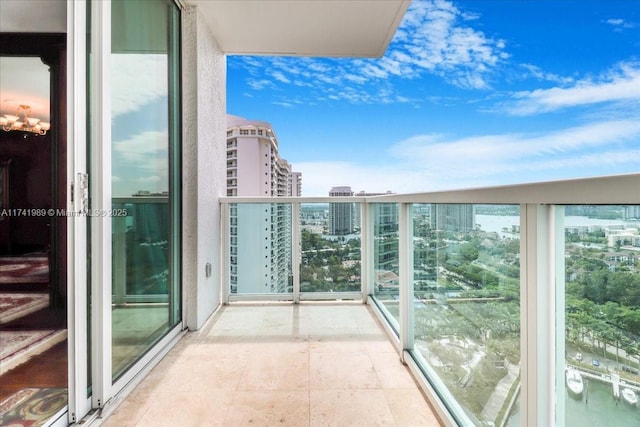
[353,190,392,230]
[329,186,354,235]
[372,202,399,275]
[290,171,302,197]
[226,115,301,293]
[625,205,640,220]
[430,204,475,232]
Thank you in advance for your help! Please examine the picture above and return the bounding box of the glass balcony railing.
[220,174,640,427]
[300,202,362,297]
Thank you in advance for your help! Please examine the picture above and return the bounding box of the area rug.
[0,294,48,325]
[0,257,49,284]
[0,387,67,427]
[0,330,67,375]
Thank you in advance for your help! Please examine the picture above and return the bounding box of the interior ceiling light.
[0,104,50,136]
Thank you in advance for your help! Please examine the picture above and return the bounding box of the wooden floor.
[0,340,68,401]
[0,303,68,402]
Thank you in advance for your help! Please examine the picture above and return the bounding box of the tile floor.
[101,303,442,427]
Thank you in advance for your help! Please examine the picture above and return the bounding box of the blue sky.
[227,0,640,196]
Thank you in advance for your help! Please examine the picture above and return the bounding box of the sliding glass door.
[72,0,182,417]
[109,0,181,382]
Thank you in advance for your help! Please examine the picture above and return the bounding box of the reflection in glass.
[562,205,640,426]
[300,203,361,294]
[110,0,180,381]
[230,203,293,295]
[371,203,400,325]
[413,204,521,425]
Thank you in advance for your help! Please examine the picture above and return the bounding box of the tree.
[459,242,480,262]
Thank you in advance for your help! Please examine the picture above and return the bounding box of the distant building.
[625,205,640,220]
[353,190,393,229]
[372,202,399,274]
[226,114,300,197]
[226,115,301,294]
[329,186,354,235]
[430,204,475,232]
[290,171,302,197]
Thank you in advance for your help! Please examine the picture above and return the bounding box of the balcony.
[105,174,640,426]
[102,303,440,426]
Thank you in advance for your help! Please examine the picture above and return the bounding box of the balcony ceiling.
[186,0,411,57]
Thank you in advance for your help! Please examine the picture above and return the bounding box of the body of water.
[476,214,639,237]
[506,378,640,426]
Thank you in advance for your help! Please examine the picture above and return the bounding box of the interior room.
[0,34,69,424]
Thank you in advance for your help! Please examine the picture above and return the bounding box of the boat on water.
[566,367,584,397]
[621,387,638,406]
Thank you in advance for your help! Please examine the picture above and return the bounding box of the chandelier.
[0,104,50,136]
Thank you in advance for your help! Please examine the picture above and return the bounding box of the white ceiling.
[187,0,410,57]
[0,0,65,121]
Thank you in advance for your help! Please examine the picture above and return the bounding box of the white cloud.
[247,79,275,90]
[294,120,640,196]
[112,131,168,197]
[111,55,167,118]
[519,64,574,85]
[501,63,640,115]
[233,0,507,104]
[137,176,161,183]
[271,71,290,84]
[605,18,636,30]
[113,130,168,164]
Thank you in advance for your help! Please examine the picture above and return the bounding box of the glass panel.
[110,0,180,381]
[413,204,521,426]
[300,202,361,296]
[371,203,400,326]
[230,203,293,296]
[562,205,640,425]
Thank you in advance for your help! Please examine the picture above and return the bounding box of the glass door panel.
[110,0,181,381]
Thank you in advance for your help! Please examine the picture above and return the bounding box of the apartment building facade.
[328,186,355,235]
[226,115,299,294]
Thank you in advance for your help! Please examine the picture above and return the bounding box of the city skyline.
[227,0,640,196]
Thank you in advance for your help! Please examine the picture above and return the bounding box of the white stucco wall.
[182,6,226,330]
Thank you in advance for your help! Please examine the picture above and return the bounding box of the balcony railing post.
[554,206,566,425]
[399,202,414,354]
[361,200,371,302]
[292,201,301,304]
[220,201,230,304]
[521,203,558,426]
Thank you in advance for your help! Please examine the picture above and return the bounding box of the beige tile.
[310,389,395,426]
[102,304,442,427]
[133,390,233,427]
[310,351,379,390]
[309,335,370,353]
[384,388,442,426]
[369,351,417,389]
[223,390,309,426]
[101,393,153,427]
[238,342,309,390]
[363,337,400,355]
